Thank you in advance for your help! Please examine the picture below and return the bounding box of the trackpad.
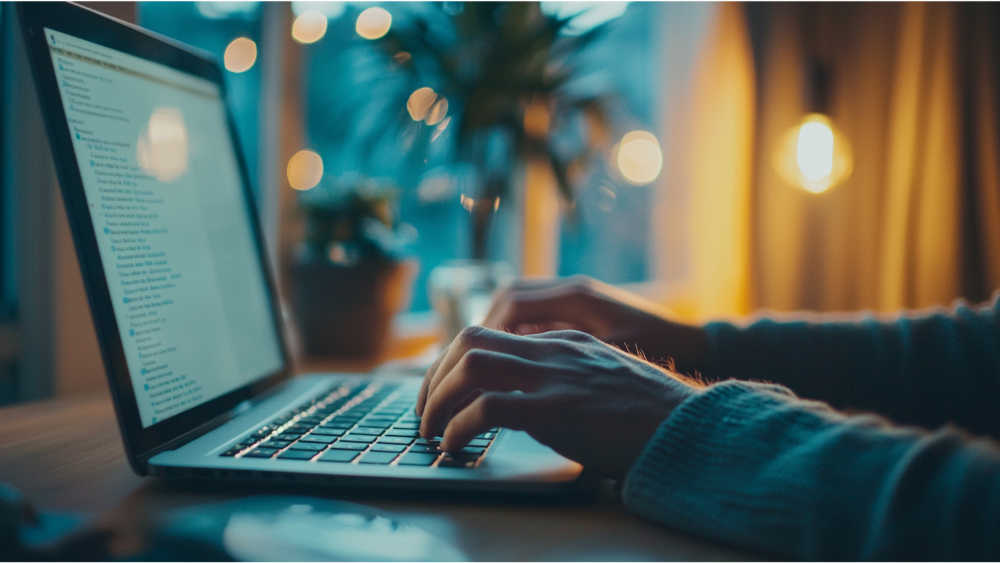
[500,431,558,455]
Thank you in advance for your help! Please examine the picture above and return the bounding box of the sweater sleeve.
[704,296,1000,437]
[622,380,1000,560]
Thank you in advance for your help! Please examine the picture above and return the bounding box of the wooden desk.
[0,389,752,560]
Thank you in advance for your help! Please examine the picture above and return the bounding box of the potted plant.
[308,3,623,338]
[315,2,617,263]
[292,174,415,358]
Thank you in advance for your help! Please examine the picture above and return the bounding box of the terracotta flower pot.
[293,255,413,358]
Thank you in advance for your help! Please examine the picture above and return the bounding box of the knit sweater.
[622,297,1000,560]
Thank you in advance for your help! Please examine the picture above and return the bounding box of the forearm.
[622,381,1000,560]
[703,297,1000,434]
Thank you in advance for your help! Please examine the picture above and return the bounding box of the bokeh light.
[797,120,834,182]
[407,87,437,121]
[425,96,449,126]
[136,107,189,183]
[224,37,257,73]
[773,113,853,194]
[356,7,392,40]
[292,10,328,44]
[287,150,324,191]
[616,130,662,185]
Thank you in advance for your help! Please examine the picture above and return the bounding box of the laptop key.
[476,432,496,440]
[393,422,420,430]
[278,449,319,460]
[359,452,398,465]
[358,421,393,429]
[328,441,368,451]
[415,438,441,445]
[366,416,401,423]
[378,436,413,445]
[370,444,407,453]
[220,447,243,457]
[350,427,385,436]
[299,435,337,444]
[318,449,360,463]
[340,434,377,443]
[461,446,486,456]
[244,448,279,458]
[310,428,346,436]
[322,421,355,429]
[398,453,439,466]
[289,441,327,451]
[385,429,419,438]
[467,439,491,448]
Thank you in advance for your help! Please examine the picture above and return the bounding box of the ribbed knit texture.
[704,297,1000,437]
[621,296,1000,559]
[622,381,1000,559]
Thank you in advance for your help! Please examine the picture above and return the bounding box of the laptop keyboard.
[219,382,498,469]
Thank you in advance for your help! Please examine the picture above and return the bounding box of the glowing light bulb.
[287,150,324,191]
[797,120,834,182]
[292,10,328,44]
[356,7,392,40]
[616,130,663,185]
[224,37,257,73]
[774,113,853,194]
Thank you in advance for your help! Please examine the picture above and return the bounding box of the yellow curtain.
[658,2,1000,318]
[653,2,755,320]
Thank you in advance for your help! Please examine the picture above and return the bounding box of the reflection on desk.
[0,393,755,560]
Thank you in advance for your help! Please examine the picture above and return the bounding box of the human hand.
[484,275,710,376]
[416,326,700,479]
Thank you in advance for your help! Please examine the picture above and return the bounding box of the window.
[135,2,669,313]
[300,2,665,311]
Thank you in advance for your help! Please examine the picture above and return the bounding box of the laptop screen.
[44,28,284,428]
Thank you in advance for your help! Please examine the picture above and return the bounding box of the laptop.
[18,2,582,492]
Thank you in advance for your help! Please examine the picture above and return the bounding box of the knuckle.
[461,348,492,373]
[455,325,487,347]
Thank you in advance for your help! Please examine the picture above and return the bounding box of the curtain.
[654,2,1000,318]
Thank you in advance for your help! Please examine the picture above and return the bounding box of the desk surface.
[0,388,752,561]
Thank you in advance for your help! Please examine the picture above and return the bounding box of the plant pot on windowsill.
[293,246,413,358]
[291,175,415,359]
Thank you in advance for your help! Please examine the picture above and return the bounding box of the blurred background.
[2,1,1000,406]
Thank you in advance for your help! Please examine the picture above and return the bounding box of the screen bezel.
[17,2,292,473]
